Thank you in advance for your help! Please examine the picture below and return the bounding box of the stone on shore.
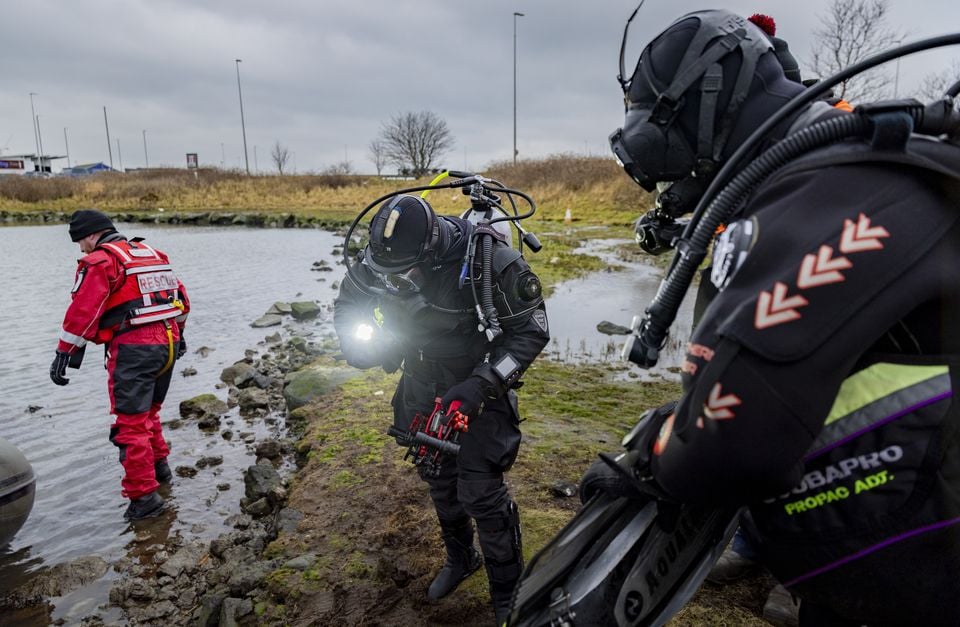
[251,314,283,328]
[265,302,292,315]
[283,362,358,411]
[220,361,255,385]
[179,394,227,419]
[289,301,321,320]
[596,320,633,335]
[244,464,282,502]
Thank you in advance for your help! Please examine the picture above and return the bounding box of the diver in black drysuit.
[334,195,549,624]
[586,9,960,626]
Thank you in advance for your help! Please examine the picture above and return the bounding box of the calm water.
[0,223,342,610]
[0,224,686,622]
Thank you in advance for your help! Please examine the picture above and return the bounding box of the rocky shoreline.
[0,209,347,230]
[0,292,359,626]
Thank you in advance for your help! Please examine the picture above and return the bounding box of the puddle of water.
[543,238,695,381]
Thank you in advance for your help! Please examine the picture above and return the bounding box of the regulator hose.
[627,113,873,367]
[480,233,502,341]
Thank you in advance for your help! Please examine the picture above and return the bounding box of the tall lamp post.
[29,93,40,172]
[235,59,250,175]
[513,11,524,164]
[142,129,149,168]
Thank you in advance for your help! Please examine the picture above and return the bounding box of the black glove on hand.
[441,376,489,417]
[50,351,71,386]
[177,336,187,359]
[342,338,383,370]
[579,450,668,504]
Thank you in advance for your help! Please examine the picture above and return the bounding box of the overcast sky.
[2,1,957,174]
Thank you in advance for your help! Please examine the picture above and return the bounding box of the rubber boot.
[427,517,483,601]
[154,458,173,483]
[124,490,165,521]
[477,503,523,626]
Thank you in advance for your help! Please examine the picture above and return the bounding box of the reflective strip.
[58,328,87,348]
[808,363,951,460]
[133,304,180,316]
[125,264,173,275]
[100,242,131,262]
[128,247,159,258]
[129,309,182,325]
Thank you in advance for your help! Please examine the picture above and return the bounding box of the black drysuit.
[334,216,550,601]
[644,134,960,625]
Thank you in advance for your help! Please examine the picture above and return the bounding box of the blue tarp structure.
[62,162,113,176]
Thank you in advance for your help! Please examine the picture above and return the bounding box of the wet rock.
[197,414,221,430]
[251,314,283,328]
[266,302,292,315]
[550,480,578,498]
[289,301,321,320]
[255,440,282,460]
[238,388,269,411]
[283,363,358,411]
[596,320,633,335]
[197,592,227,627]
[244,464,282,502]
[226,561,274,596]
[220,361,255,385]
[163,419,183,430]
[242,433,256,444]
[181,367,198,377]
[236,370,273,390]
[217,483,231,491]
[265,331,282,344]
[221,429,234,440]
[2,555,108,607]
[194,345,214,358]
[226,513,254,530]
[244,497,271,517]
[126,600,176,622]
[157,541,207,579]
[179,394,227,419]
[109,576,155,604]
[176,465,198,478]
[26,404,42,413]
[196,455,224,469]
[220,597,253,627]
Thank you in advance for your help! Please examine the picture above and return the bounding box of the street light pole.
[116,138,123,172]
[29,93,40,171]
[235,59,250,175]
[64,127,71,168]
[103,106,114,169]
[513,12,524,164]
[143,129,149,168]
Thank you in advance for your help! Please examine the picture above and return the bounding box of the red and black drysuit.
[57,232,190,500]
[334,216,549,609]
[639,133,960,625]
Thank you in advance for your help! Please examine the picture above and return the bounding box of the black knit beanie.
[69,209,115,242]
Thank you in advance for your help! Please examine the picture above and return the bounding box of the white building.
[0,153,67,175]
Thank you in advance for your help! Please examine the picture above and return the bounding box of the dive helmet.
[609,10,776,192]
[364,194,442,274]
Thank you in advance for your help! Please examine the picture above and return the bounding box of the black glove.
[177,336,187,359]
[341,337,383,370]
[50,351,71,386]
[441,376,490,417]
[579,450,668,504]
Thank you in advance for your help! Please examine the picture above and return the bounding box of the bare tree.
[378,111,454,178]
[271,141,291,175]
[368,139,388,176]
[918,60,960,104]
[322,160,354,175]
[809,0,903,102]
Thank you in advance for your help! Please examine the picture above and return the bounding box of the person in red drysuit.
[50,209,190,520]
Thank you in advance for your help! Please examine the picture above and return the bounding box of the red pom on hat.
[748,14,777,36]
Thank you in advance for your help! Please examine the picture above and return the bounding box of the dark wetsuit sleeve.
[333,260,380,342]
[649,162,960,504]
[473,257,550,393]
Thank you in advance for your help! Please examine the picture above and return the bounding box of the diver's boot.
[477,502,523,626]
[427,517,483,601]
[762,584,800,627]
[124,491,165,521]
[154,458,173,483]
[707,545,759,584]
